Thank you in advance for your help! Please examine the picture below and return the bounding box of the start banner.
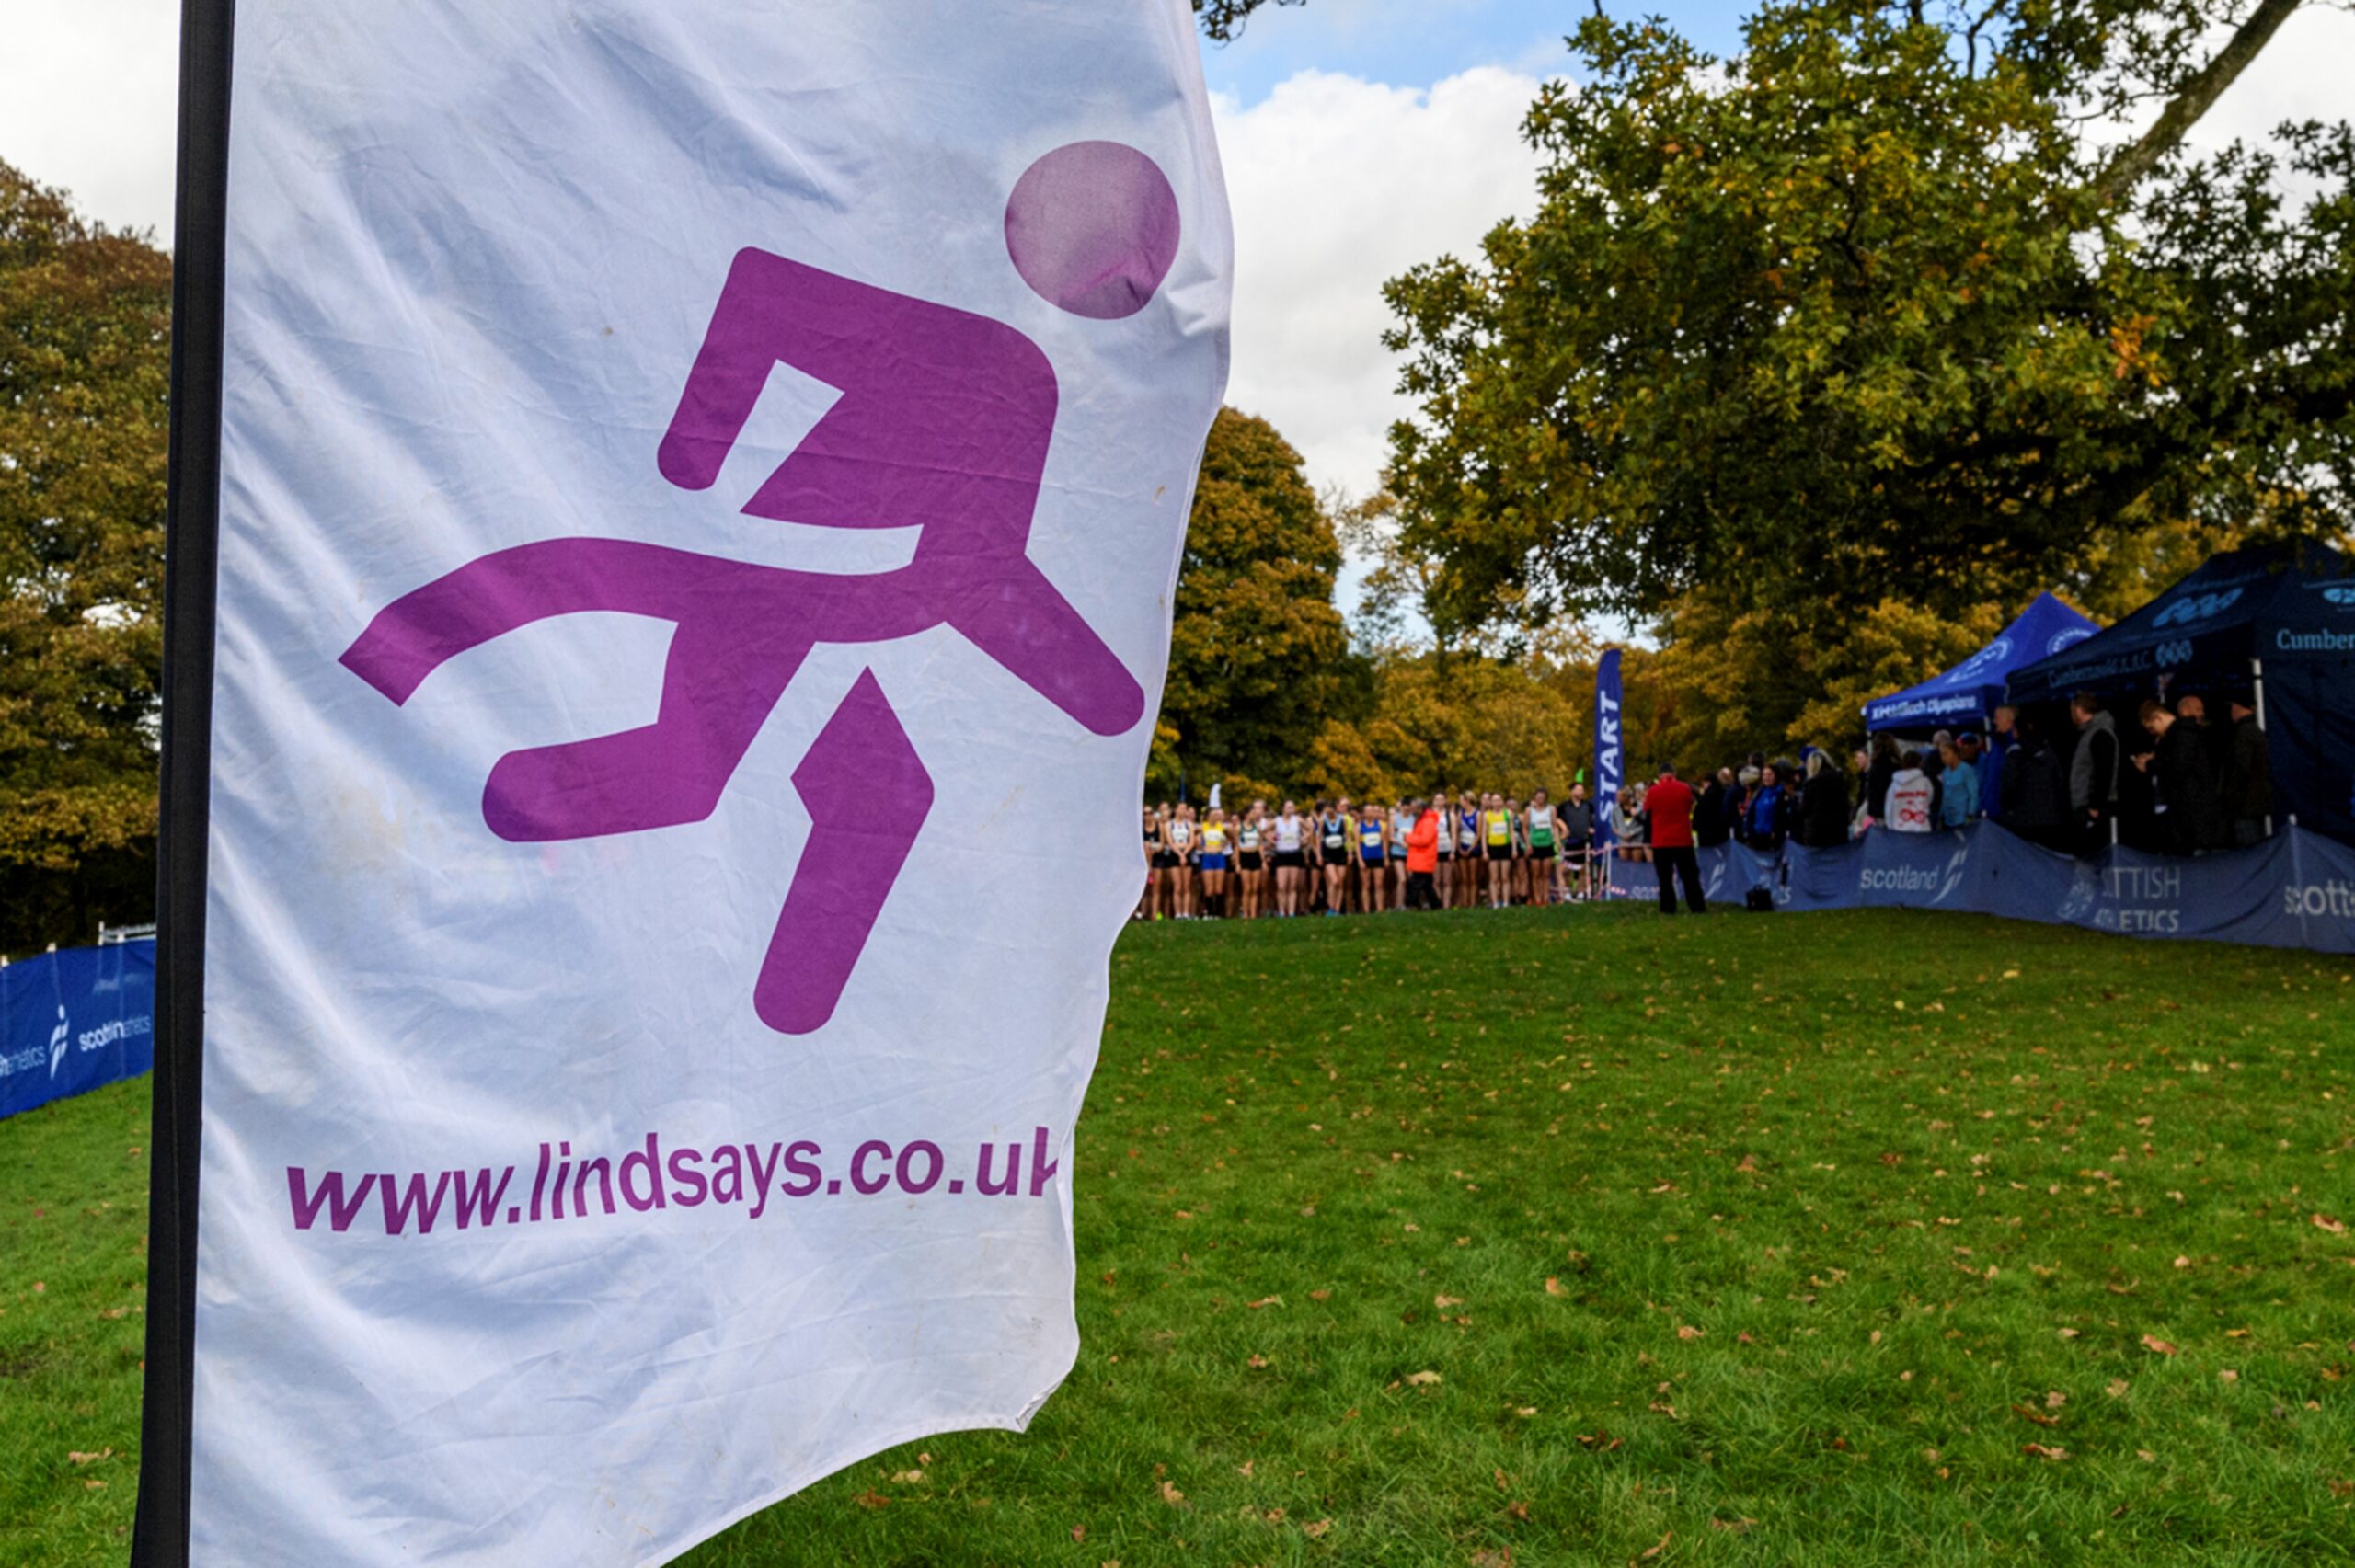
[138,3,1229,1562]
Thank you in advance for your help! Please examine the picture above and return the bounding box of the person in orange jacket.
[1404,797,1442,910]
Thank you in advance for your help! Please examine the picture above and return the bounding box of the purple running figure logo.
[340,141,1182,1035]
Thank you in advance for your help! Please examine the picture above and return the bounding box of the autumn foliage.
[0,160,170,948]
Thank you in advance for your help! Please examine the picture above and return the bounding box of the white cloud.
[1,0,180,240]
[2182,4,2355,156]
[1210,66,1550,501]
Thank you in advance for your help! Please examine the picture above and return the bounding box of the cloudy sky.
[4,0,2349,509]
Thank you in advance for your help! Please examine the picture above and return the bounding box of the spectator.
[1739,763,1786,850]
[1866,734,1901,826]
[2068,692,2120,854]
[1937,740,1980,827]
[2136,698,2223,854]
[1799,750,1851,847]
[1558,784,1595,898]
[1980,705,2016,819]
[1614,781,1652,864]
[1694,769,1730,849]
[2223,697,2272,847]
[1915,729,1949,822]
[1886,750,1936,832]
[1646,764,1706,914]
[2000,716,2071,852]
[1925,730,1952,777]
[1849,747,1875,836]
[1719,766,1752,844]
[1404,798,1441,909]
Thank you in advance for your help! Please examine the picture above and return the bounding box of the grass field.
[5,904,2352,1565]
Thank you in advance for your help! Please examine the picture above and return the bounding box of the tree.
[1155,407,1353,798]
[0,160,169,949]
[1384,0,2353,641]
[1194,0,1299,42]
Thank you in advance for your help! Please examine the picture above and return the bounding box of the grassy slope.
[4,906,2350,1565]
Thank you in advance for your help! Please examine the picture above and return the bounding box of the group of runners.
[1137,789,1601,920]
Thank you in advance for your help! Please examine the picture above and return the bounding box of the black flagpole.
[132,0,235,1561]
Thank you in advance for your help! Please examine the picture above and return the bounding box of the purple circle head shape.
[1005,141,1181,320]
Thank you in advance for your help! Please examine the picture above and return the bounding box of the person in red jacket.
[1403,798,1442,910]
[1645,764,1707,914]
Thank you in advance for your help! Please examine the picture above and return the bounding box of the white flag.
[155,2,1228,1561]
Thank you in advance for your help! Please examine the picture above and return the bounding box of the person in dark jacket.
[1720,766,1752,843]
[1694,769,1731,849]
[2068,693,2120,854]
[1798,751,1851,847]
[2223,697,2271,846]
[2000,716,2071,851]
[1865,734,1901,828]
[1979,705,2015,820]
[2137,698,2223,853]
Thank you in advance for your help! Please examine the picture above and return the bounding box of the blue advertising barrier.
[1,940,156,1120]
[1610,822,2355,955]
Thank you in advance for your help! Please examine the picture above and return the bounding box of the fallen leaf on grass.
[2219,1368,2239,1383]
[1304,1518,1332,1539]
[1676,1324,1705,1341]
[2045,1391,2067,1409]
[890,1470,925,1484]
[1247,1355,1269,1369]
[2021,1443,2069,1461]
[854,1491,890,1508]
[1406,1370,1442,1386]
[1636,1530,1672,1562]
[2141,1335,2179,1356]
[1435,1295,1464,1309]
[2013,1405,2060,1427]
[2313,1214,2347,1235]
[2107,1379,2131,1397]
[1711,1516,1759,1533]
[1246,1296,1283,1310]
[1236,1460,1253,1477]
[1158,1480,1187,1507]
[1310,1289,1332,1302]
[1545,1277,1566,1297]
[1575,1431,1622,1451]
[68,1449,112,1466]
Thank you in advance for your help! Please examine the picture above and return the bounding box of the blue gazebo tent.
[1863,592,2098,733]
[2006,543,2355,844]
